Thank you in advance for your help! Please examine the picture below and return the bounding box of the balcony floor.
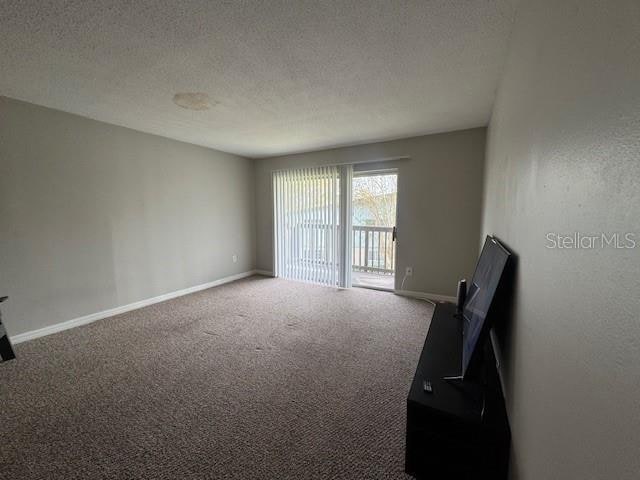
[352,271,395,290]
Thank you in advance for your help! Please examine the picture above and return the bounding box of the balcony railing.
[352,225,395,275]
[283,224,395,277]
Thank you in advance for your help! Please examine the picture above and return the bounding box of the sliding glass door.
[272,165,352,287]
[351,170,398,291]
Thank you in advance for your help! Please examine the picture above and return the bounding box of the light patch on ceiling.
[172,92,211,111]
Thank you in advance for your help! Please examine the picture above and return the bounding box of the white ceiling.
[0,1,515,158]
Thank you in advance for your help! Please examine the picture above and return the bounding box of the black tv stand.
[405,302,510,479]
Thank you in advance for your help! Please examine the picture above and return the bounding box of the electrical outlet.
[232,254,238,263]
[405,267,413,276]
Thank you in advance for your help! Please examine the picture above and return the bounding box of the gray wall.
[255,128,486,297]
[482,1,640,479]
[0,97,255,337]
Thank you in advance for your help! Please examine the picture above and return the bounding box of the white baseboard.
[394,289,456,304]
[10,270,259,344]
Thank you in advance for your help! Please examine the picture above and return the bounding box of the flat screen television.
[460,235,511,379]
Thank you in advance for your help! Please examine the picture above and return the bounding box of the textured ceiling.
[0,1,515,158]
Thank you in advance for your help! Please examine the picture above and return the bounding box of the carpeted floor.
[0,276,433,479]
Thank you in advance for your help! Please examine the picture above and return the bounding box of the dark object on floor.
[405,302,510,479]
[0,296,16,362]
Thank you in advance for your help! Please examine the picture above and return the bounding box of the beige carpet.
[0,276,433,479]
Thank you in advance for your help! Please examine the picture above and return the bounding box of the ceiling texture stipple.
[0,1,515,158]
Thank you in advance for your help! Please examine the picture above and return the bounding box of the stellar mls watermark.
[545,232,637,249]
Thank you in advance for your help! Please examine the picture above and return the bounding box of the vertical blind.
[273,166,342,286]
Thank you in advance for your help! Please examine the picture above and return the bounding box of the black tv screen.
[461,236,511,378]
